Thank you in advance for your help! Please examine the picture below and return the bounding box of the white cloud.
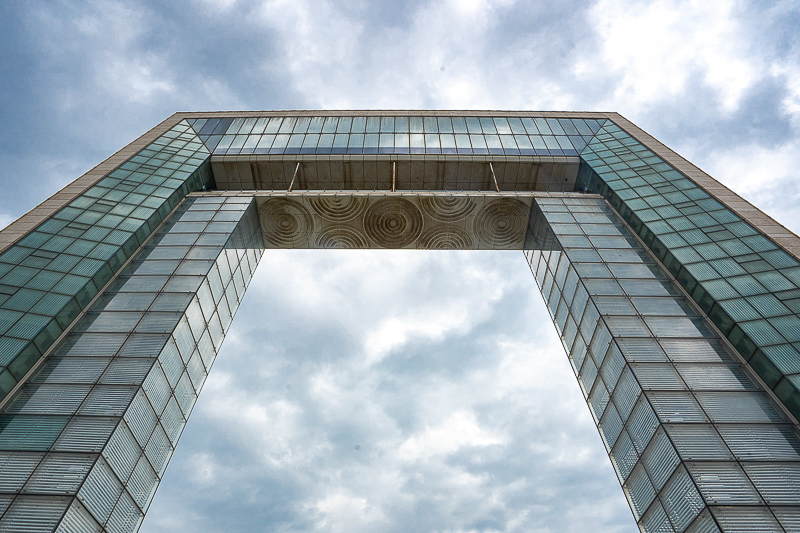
[188,452,218,485]
[148,251,633,532]
[249,0,576,110]
[582,0,761,113]
[398,410,505,461]
[703,142,800,196]
[307,492,388,532]
[0,213,12,231]
[773,62,800,126]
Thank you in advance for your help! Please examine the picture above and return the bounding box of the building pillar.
[0,196,263,532]
[527,194,800,532]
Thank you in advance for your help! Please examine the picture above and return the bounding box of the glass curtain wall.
[0,196,263,532]
[526,194,800,532]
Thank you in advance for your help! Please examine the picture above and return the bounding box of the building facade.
[0,111,799,532]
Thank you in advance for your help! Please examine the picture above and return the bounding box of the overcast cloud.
[1,1,800,531]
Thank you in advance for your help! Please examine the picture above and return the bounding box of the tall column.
[0,196,263,532]
[526,194,800,532]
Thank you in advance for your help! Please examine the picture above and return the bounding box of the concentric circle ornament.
[364,197,424,248]
[419,196,477,222]
[308,196,367,222]
[418,226,473,250]
[315,226,369,249]
[473,198,530,248]
[259,198,314,247]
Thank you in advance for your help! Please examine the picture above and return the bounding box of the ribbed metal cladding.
[524,194,800,532]
[0,196,264,532]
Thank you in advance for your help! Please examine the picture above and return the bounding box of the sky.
[1,1,800,532]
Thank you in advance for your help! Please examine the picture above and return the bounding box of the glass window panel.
[629,363,685,391]
[292,117,310,133]
[440,134,456,153]
[0,415,69,451]
[631,297,697,316]
[589,378,611,420]
[664,424,733,460]
[742,463,800,505]
[0,495,70,531]
[641,428,679,491]
[425,134,440,153]
[332,134,349,152]
[0,452,44,491]
[53,416,118,452]
[285,134,304,152]
[409,116,424,133]
[263,117,282,134]
[624,462,656,519]
[712,506,782,531]
[627,396,659,452]
[161,397,185,444]
[315,133,334,152]
[25,453,96,494]
[7,384,91,414]
[697,392,786,423]
[379,133,394,152]
[459,117,479,134]
[644,317,715,338]
[520,117,538,134]
[659,338,733,363]
[336,116,352,133]
[269,134,290,153]
[534,118,551,134]
[659,466,705,530]
[307,116,324,133]
[78,457,123,523]
[490,117,510,134]
[365,116,380,133]
[579,356,598,395]
[686,462,762,504]
[125,390,157,446]
[379,116,394,132]
[106,491,142,532]
[100,358,155,385]
[79,386,138,416]
[543,136,561,151]
[347,133,364,153]
[677,363,757,391]
[546,118,566,135]
[611,430,638,480]
[363,134,379,154]
[717,425,800,460]
[584,279,624,296]
[646,391,708,422]
[605,316,651,337]
[469,135,488,153]
[616,338,666,362]
[145,423,173,476]
[300,133,319,153]
[410,134,425,152]
[128,454,159,509]
[599,403,624,449]
[32,357,110,384]
[394,116,408,132]
[499,135,518,153]
[485,134,503,153]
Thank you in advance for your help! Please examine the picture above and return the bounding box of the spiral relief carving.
[364,198,424,248]
[418,226,473,250]
[315,226,369,249]
[259,198,314,247]
[308,196,367,222]
[419,196,477,222]
[473,198,530,248]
